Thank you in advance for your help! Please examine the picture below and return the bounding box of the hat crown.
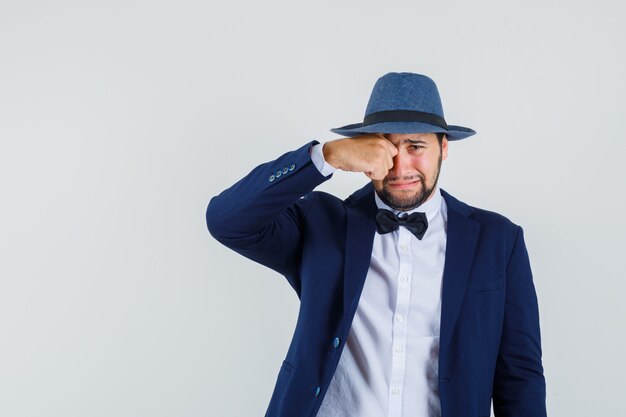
[364,72,444,118]
[330,71,475,141]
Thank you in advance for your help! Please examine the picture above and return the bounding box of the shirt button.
[332,337,340,348]
[391,388,401,395]
[400,275,409,283]
[395,346,403,353]
[396,315,403,322]
[399,245,408,251]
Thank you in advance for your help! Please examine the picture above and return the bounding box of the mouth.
[386,179,421,190]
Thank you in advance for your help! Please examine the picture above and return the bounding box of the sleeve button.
[268,175,276,182]
[289,164,296,171]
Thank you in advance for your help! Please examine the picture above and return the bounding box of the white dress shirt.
[310,143,448,417]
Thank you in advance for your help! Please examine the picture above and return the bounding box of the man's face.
[372,132,448,211]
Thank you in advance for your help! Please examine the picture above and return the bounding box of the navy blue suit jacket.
[206,141,546,417]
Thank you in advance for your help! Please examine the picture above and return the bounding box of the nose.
[388,149,411,177]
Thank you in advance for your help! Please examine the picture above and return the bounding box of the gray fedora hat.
[331,72,476,141]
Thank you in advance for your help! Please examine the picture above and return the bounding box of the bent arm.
[206,141,332,293]
[493,226,547,417]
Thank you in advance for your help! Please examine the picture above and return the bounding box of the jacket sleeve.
[493,226,547,417]
[205,141,332,295]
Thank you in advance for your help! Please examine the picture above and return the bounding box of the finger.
[372,165,387,180]
[384,140,398,157]
[379,140,397,166]
[374,171,387,180]
[381,147,394,171]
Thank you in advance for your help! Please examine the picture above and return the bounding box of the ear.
[441,136,449,160]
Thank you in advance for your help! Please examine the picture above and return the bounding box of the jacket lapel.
[342,184,377,324]
[439,188,480,352]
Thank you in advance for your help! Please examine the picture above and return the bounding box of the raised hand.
[322,135,397,180]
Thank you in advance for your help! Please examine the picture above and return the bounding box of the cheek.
[410,153,439,170]
[407,155,429,171]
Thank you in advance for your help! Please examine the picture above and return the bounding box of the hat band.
[362,110,448,130]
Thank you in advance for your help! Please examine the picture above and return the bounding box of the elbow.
[206,194,251,243]
[206,196,226,241]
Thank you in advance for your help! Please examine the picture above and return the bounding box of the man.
[206,73,547,417]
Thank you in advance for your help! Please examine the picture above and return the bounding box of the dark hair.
[436,132,445,148]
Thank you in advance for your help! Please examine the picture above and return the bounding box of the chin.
[380,182,435,210]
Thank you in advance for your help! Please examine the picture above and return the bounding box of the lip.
[387,179,420,189]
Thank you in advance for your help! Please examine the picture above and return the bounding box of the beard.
[376,150,442,211]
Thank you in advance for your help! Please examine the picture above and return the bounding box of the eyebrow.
[383,135,429,145]
[403,138,428,145]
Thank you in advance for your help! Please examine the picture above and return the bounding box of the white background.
[1,0,625,416]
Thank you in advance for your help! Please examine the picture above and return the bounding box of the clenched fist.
[322,135,398,180]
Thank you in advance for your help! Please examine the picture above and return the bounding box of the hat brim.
[330,121,476,141]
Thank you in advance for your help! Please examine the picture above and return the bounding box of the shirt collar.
[374,184,442,222]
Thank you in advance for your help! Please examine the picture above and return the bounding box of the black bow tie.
[375,209,429,240]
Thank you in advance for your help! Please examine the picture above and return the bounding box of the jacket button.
[314,386,321,396]
[332,337,340,348]
[268,175,276,182]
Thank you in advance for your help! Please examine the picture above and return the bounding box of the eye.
[408,145,423,151]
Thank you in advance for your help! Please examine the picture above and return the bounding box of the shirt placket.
[388,227,413,417]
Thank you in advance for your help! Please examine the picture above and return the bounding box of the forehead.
[382,132,438,145]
